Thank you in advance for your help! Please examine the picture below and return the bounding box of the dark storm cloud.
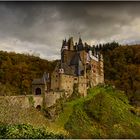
[0,2,140,60]
[56,2,140,41]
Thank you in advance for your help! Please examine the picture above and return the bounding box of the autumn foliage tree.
[94,43,140,104]
[0,51,57,95]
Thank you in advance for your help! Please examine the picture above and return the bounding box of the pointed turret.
[61,38,68,52]
[78,37,83,45]
[68,37,74,50]
[77,37,84,51]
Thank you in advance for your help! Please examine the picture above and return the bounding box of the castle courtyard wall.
[51,70,60,90]
[45,91,63,107]
[0,95,43,109]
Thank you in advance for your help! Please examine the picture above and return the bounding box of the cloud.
[0,2,140,60]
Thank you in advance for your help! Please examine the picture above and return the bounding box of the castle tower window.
[35,88,41,95]
[74,78,77,80]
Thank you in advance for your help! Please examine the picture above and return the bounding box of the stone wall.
[79,50,87,64]
[0,95,43,109]
[99,57,104,83]
[51,65,60,90]
[78,76,87,97]
[32,95,43,108]
[32,84,45,95]
[59,74,74,95]
[45,91,63,107]
[89,58,104,86]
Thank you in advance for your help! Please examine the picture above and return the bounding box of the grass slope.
[50,85,140,138]
[1,85,140,138]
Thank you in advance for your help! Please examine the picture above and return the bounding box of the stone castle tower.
[50,37,104,97]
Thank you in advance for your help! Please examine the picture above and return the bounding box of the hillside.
[99,44,140,104]
[0,51,57,95]
[1,85,140,138]
[49,85,140,138]
[0,96,65,138]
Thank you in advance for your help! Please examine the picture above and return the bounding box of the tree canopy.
[0,51,57,95]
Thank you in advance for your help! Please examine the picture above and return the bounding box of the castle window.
[35,88,41,95]
[36,105,41,111]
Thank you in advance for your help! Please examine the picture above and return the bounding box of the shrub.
[0,124,64,139]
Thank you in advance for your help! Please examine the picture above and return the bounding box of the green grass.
[62,85,140,138]
[48,85,108,136]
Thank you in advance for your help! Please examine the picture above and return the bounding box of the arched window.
[36,105,41,111]
[35,88,41,95]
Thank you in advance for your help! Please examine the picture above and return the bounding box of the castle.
[0,37,104,111]
[32,37,104,101]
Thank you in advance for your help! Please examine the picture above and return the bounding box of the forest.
[0,51,57,95]
[95,42,140,105]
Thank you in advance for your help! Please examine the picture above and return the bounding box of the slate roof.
[32,72,50,85]
[70,52,81,65]
[58,52,85,76]
[32,78,45,85]
[58,61,75,76]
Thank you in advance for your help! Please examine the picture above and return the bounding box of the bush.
[0,124,64,139]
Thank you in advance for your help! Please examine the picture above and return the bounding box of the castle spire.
[68,37,74,50]
[77,34,84,51]
[78,37,83,45]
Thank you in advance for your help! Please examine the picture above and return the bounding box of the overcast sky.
[0,2,140,60]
